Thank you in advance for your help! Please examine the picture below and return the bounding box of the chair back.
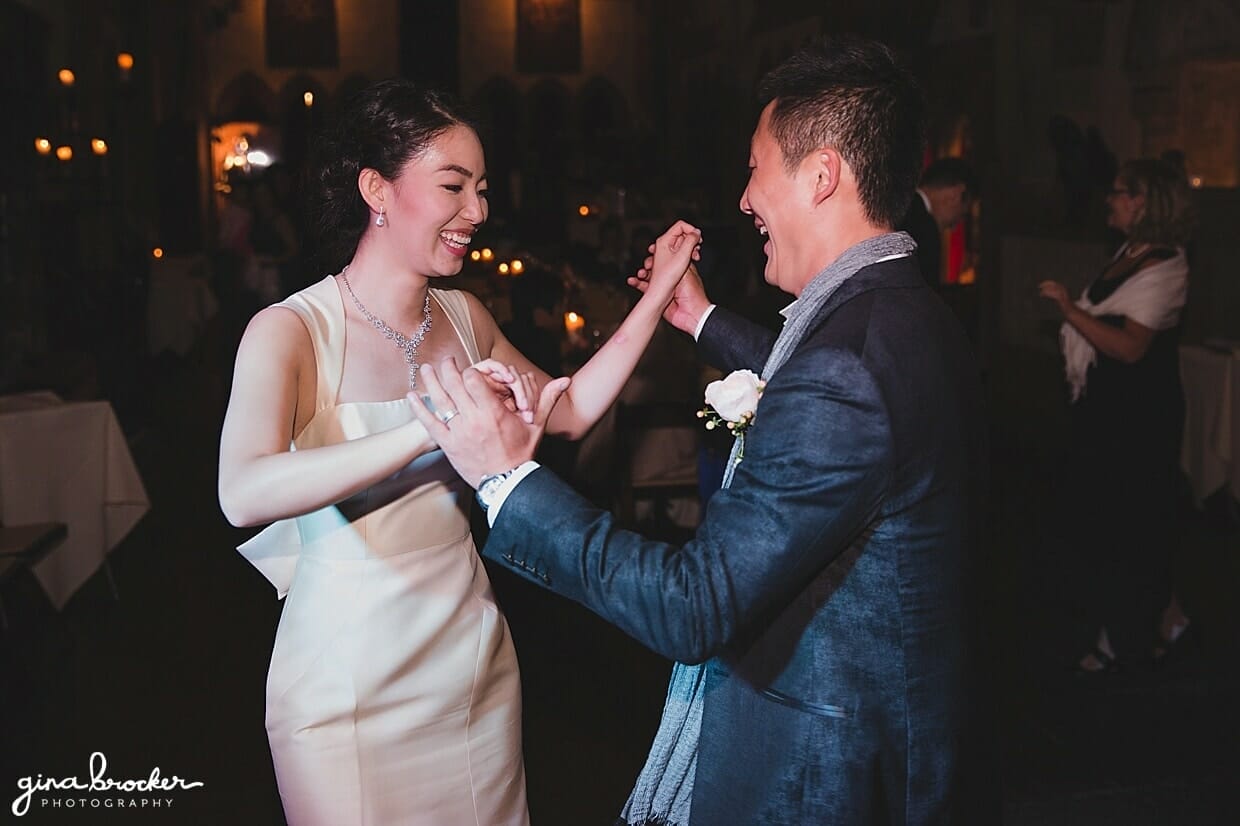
[613,401,700,529]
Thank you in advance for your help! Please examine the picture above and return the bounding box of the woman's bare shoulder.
[237,304,313,363]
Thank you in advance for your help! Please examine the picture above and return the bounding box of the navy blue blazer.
[484,255,991,824]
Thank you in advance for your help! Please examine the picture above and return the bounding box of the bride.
[217,79,697,825]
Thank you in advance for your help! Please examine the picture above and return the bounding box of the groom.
[414,35,991,825]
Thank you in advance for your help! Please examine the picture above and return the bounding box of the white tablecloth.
[0,392,149,608]
[1179,344,1240,503]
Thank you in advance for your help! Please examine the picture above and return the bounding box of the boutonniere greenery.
[698,369,765,460]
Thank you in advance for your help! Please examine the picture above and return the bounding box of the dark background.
[1,1,1238,823]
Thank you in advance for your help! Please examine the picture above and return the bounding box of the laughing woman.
[218,80,697,826]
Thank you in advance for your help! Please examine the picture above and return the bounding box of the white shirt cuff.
[485,460,541,527]
[693,304,718,341]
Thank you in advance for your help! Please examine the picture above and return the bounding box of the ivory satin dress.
[238,275,528,826]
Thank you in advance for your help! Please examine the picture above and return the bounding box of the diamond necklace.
[338,265,433,391]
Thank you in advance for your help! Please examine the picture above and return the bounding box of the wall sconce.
[222,134,256,174]
[35,138,51,155]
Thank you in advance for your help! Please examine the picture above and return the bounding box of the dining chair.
[0,522,68,631]
[613,401,700,536]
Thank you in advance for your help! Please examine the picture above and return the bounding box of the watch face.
[477,474,507,508]
[478,466,522,510]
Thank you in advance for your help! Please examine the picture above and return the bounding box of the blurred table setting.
[0,391,149,608]
[570,323,708,529]
[1179,341,1240,504]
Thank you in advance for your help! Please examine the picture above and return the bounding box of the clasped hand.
[409,360,571,489]
[408,220,706,488]
[629,220,711,334]
[467,359,541,423]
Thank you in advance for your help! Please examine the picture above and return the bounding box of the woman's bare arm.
[217,307,436,527]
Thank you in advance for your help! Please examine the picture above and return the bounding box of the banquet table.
[1179,343,1240,504]
[0,392,149,609]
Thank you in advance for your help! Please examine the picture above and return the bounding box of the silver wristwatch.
[476,467,520,512]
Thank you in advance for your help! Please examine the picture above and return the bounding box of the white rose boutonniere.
[698,369,765,462]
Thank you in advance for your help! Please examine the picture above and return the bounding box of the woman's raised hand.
[645,220,701,297]
[628,221,711,336]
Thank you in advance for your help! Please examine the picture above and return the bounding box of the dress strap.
[274,275,347,412]
[430,288,483,364]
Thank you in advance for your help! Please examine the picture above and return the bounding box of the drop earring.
[375,206,386,227]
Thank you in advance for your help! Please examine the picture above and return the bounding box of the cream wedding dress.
[238,275,528,825]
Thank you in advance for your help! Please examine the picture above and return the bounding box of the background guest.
[1038,157,1196,672]
[898,156,977,286]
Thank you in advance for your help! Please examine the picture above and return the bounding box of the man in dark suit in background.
[413,35,991,825]
[899,156,978,286]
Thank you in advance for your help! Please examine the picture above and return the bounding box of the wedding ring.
[438,408,461,425]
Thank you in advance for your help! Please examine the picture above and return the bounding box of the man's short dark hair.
[757,35,926,228]
[920,157,978,199]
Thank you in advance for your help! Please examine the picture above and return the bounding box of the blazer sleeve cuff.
[692,304,718,341]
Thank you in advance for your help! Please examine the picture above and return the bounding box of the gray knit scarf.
[621,231,916,826]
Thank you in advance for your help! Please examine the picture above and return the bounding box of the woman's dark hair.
[1118,157,1196,247]
[312,79,480,270]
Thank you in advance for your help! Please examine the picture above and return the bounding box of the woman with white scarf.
[1039,157,1196,674]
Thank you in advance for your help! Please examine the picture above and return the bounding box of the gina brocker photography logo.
[11,752,205,817]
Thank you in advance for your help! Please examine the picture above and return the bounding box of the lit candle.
[564,311,585,333]
[35,138,51,155]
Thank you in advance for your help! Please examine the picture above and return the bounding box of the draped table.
[0,392,149,608]
[1179,343,1240,504]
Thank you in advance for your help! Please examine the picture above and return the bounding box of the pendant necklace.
[339,265,432,391]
